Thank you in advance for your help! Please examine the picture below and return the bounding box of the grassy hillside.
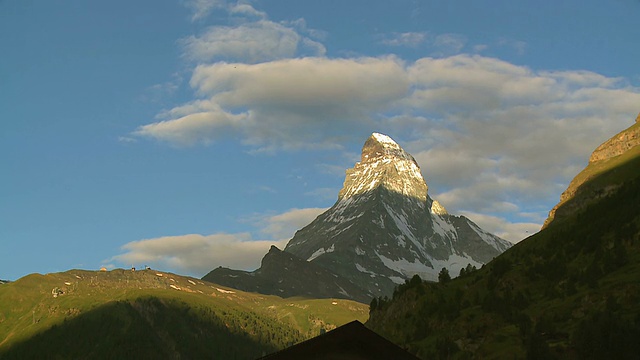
[367,147,640,359]
[0,269,368,359]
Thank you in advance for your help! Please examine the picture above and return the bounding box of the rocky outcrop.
[205,132,511,301]
[544,116,640,228]
[202,246,371,303]
[338,133,428,203]
[589,115,640,163]
[285,133,510,297]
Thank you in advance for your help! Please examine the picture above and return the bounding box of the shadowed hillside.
[367,122,640,359]
[0,269,368,359]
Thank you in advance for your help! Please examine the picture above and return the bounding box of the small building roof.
[259,320,419,360]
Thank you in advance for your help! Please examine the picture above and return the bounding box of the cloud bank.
[110,208,326,275]
[122,0,640,273]
[111,233,288,275]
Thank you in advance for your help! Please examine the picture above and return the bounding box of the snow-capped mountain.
[204,133,511,301]
[284,133,511,298]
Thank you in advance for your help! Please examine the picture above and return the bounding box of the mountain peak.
[208,132,510,300]
[283,132,510,297]
[362,133,416,164]
[338,133,427,203]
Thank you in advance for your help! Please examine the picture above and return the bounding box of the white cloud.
[258,207,327,240]
[181,21,314,63]
[432,34,467,55]
[380,32,428,47]
[228,3,267,19]
[385,55,639,240]
[379,32,467,55]
[473,44,489,53]
[110,207,329,275]
[497,38,527,55]
[135,2,640,248]
[134,51,640,227]
[136,56,409,149]
[186,0,227,21]
[133,102,248,146]
[117,136,137,143]
[110,233,288,276]
[180,3,325,64]
[459,211,541,244]
[190,57,407,108]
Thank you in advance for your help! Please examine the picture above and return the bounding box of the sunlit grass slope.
[0,269,368,359]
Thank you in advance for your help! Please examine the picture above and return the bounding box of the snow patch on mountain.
[377,251,484,282]
[371,132,397,146]
[337,285,350,298]
[429,253,484,280]
[383,203,416,242]
[431,213,457,239]
[372,214,385,228]
[307,243,335,261]
[377,252,433,278]
[355,263,377,277]
[279,132,511,299]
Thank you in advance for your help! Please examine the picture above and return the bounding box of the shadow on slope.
[203,245,373,304]
[205,184,509,303]
[367,149,640,359]
[546,141,640,228]
[0,296,298,360]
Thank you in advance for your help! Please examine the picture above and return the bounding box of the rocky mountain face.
[284,133,511,298]
[205,133,511,301]
[367,120,640,359]
[202,246,372,303]
[589,113,640,162]
[544,115,640,228]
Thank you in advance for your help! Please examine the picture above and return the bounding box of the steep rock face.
[285,133,511,298]
[544,117,640,228]
[202,246,371,303]
[338,133,428,202]
[589,114,640,163]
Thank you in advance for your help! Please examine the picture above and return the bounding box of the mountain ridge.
[207,132,511,300]
[544,119,640,228]
[367,116,640,359]
[0,268,368,359]
[284,132,511,296]
[202,245,372,303]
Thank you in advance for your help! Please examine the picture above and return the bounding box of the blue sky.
[2,0,639,281]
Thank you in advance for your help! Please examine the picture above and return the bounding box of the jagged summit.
[338,132,427,204]
[284,133,511,297]
[363,133,416,163]
[206,133,511,301]
[589,120,640,163]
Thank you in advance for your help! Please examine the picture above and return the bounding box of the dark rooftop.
[258,320,419,360]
